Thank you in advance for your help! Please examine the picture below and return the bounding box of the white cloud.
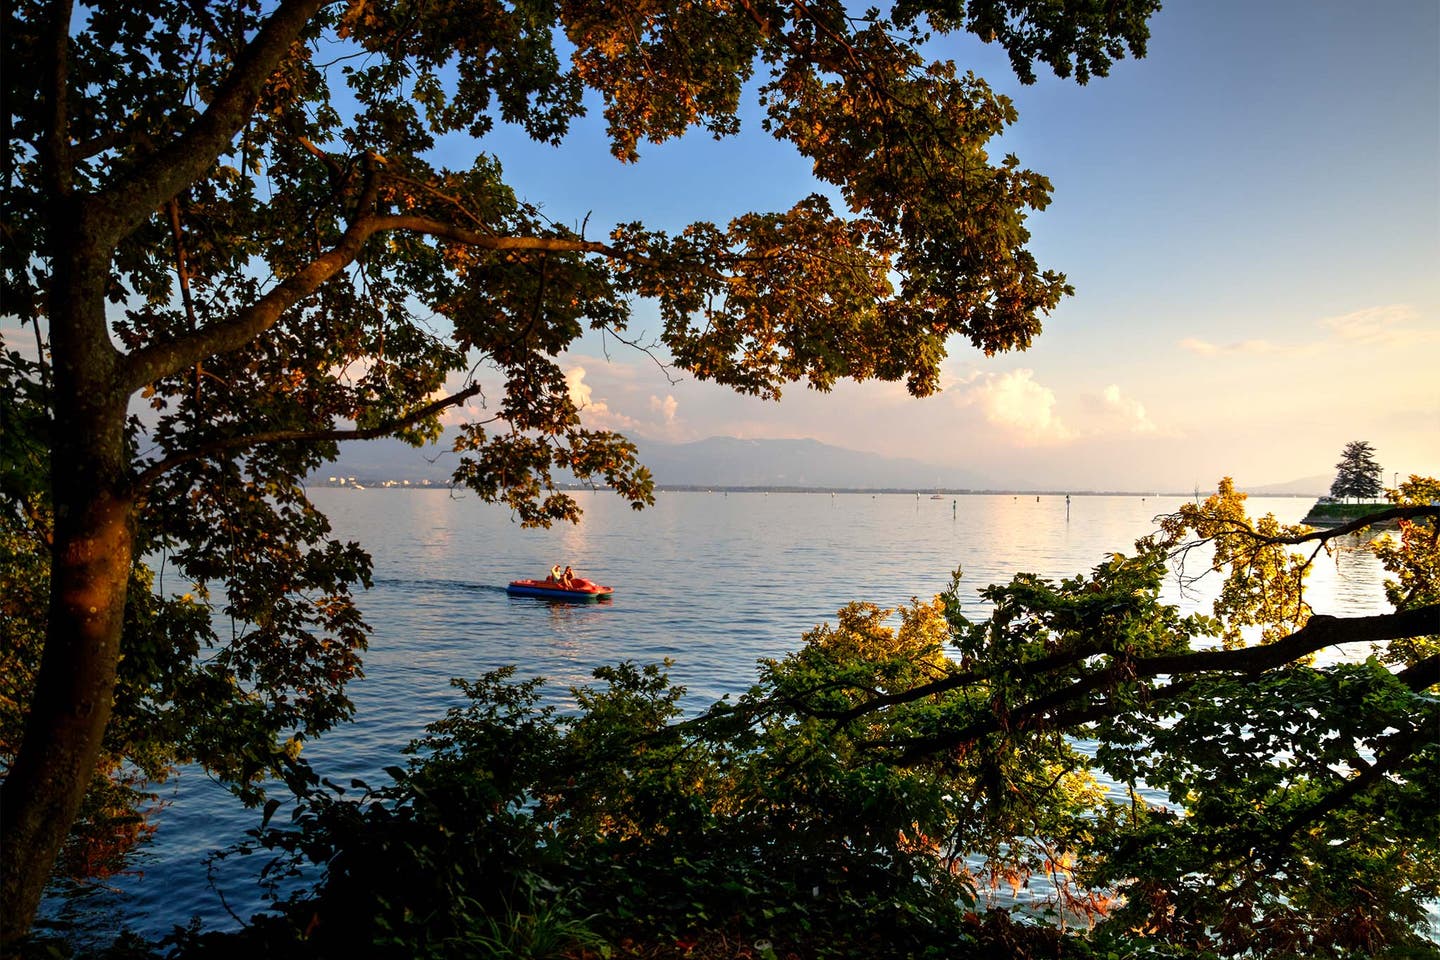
[1100,384,1159,434]
[950,371,1169,447]
[561,363,697,439]
[649,394,678,423]
[565,365,642,431]
[566,365,594,409]
[961,369,1073,445]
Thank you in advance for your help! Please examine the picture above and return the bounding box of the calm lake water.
[40,489,1395,944]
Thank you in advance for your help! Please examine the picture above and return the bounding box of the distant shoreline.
[314,480,1319,499]
[648,486,1317,498]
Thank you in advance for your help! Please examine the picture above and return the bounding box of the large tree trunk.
[0,232,134,943]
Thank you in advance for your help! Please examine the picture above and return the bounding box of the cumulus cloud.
[1100,384,1159,434]
[562,364,696,439]
[565,366,594,408]
[649,394,678,423]
[961,369,1073,444]
[952,371,1169,446]
[565,365,642,431]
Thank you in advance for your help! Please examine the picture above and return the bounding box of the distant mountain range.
[317,434,988,490]
[1240,474,1331,497]
[314,435,458,483]
[314,433,1331,496]
[631,437,987,490]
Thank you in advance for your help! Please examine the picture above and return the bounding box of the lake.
[38,489,1394,944]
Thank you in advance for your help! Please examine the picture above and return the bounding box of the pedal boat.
[506,577,614,601]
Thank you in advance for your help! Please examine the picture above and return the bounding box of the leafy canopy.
[2,0,1156,882]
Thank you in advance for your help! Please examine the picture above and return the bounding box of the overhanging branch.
[120,204,643,393]
[133,383,485,488]
[819,605,1440,757]
[120,167,384,390]
[365,215,624,256]
[1282,504,1438,542]
[1166,505,1438,549]
[1139,606,1438,674]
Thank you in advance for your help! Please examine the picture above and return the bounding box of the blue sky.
[440,0,1438,491]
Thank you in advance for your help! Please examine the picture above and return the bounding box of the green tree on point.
[1330,440,1384,502]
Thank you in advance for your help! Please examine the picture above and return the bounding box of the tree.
[1330,440,1384,502]
[0,0,1160,938]
[173,480,1439,958]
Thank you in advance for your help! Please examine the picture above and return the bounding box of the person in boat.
[548,563,562,583]
[561,565,576,588]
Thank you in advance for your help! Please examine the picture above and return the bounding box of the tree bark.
[0,218,133,943]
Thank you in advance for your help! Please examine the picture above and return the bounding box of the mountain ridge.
[314,433,1327,496]
[316,433,987,489]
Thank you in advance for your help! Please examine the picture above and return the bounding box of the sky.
[434,0,1439,492]
[6,1,1434,492]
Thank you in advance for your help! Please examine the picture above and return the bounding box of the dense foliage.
[2,0,1161,935]
[1330,440,1385,502]
[139,482,1439,960]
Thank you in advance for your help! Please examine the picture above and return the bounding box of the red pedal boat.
[506,577,614,601]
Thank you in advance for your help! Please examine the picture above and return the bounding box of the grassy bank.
[1301,501,1394,526]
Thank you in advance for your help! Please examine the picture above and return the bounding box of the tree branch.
[818,605,1440,754]
[69,128,130,161]
[1396,654,1440,693]
[133,383,484,488]
[120,204,640,391]
[1270,726,1429,848]
[167,198,199,331]
[1293,504,1438,541]
[801,644,1092,723]
[88,0,327,245]
[1137,606,1438,674]
[121,166,382,390]
[888,608,1438,762]
[1169,505,1437,549]
[296,135,345,185]
[365,215,624,256]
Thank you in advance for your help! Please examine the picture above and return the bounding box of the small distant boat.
[930,494,944,500]
[507,577,614,602]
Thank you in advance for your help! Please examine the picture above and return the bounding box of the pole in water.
[1066,494,1070,522]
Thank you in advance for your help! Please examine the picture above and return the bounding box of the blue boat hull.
[506,581,613,602]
